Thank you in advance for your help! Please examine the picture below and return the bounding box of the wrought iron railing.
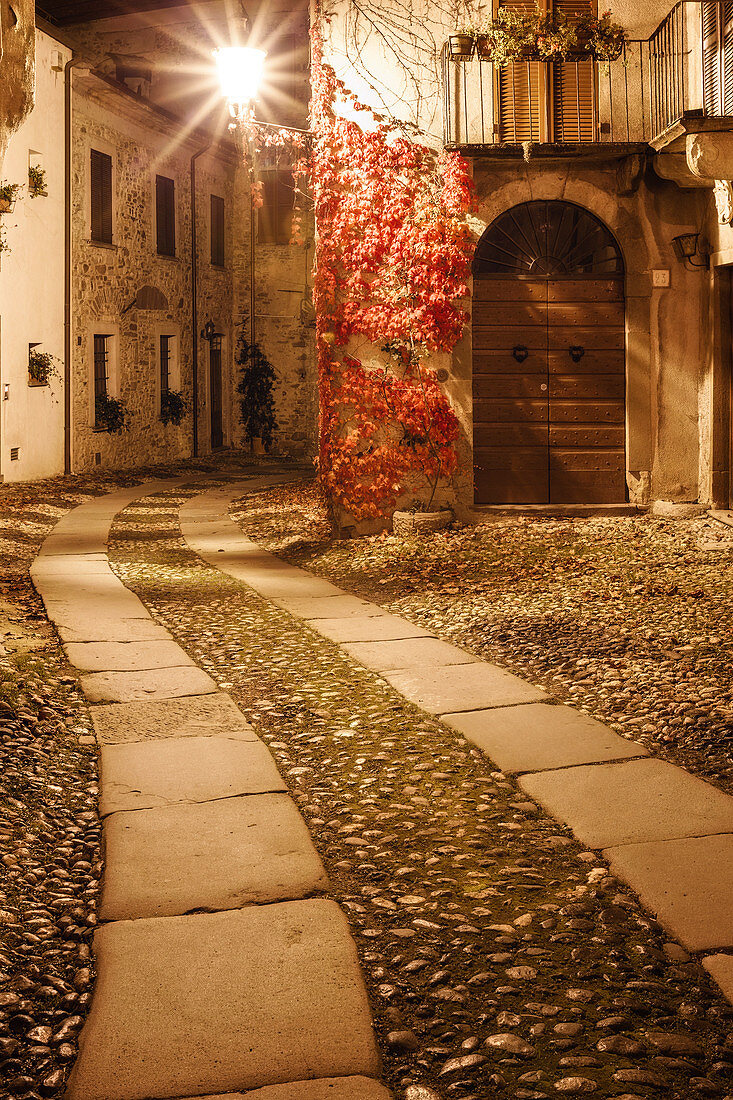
[442,1,733,150]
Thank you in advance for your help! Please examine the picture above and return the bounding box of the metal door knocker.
[569,345,585,363]
[512,344,529,363]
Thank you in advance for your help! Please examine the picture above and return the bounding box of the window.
[156,174,176,256]
[259,168,293,245]
[255,33,309,127]
[93,334,110,427]
[90,150,113,244]
[210,194,225,266]
[497,0,596,143]
[160,335,173,397]
[703,1,733,115]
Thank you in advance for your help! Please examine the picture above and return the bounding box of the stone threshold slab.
[101,793,329,921]
[603,833,733,952]
[99,735,286,816]
[65,901,381,1100]
[177,1078,393,1099]
[90,694,259,745]
[383,662,547,714]
[443,703,647,774]
[65,639,194,673]
[81,665,218,704]
[520,758,733,849]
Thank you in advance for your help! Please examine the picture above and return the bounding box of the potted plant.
[235,332,277,452]
[582,10,626,60]
[27,165,47,198]
[535,12,580,61]
[449,30,476,60]
[0,182,20,214]
[95,393,130,433]
[475,9,535,65]
[160,388,187,426]
[28,348,61,387]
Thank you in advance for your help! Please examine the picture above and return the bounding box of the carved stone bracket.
[713,179,733,225]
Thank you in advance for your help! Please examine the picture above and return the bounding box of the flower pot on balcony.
[449,33,475,61]
[0,197,16,214]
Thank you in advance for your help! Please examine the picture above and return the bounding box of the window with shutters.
[210,194,225,266]
[496,0,597,142]
[90,150,113,244]
[703,1,733,115]
[258,168,293,245]
[156,174,176,257]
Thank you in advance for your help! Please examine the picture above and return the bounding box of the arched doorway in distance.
[472,200,626,505]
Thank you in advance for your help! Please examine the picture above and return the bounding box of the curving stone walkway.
[178,485,733,1002]
[31,478,388,1100]
[28,475,733,1100]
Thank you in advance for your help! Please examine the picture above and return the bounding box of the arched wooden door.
[472,201,626,504]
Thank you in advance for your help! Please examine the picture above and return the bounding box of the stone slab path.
[30,479,387,1100]
[179,484,733,1009]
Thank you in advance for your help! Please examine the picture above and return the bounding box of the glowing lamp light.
[213,46,267,114]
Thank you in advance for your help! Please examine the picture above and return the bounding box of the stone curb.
[178,483,733,1002]
[29,478,388,1100]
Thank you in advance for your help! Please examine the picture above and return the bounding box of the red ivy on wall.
[299,17,477,520]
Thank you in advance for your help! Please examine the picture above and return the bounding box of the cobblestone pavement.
[108,484,733,1100]
[231,481,733,796]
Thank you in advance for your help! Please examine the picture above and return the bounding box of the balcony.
[442,1,733,161]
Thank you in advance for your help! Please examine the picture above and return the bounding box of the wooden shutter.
[552,0,596,140]
[90,150,112,244]
[497,0,546,141]
[723,1,733,112]
[210,195,225,265]
[259,169,293,245]
[156,175,176,256]
[703,1,721,114]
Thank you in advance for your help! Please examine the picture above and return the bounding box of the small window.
[159,334,174,399]
[93,334,111,427]
[90,150,113,244]
[156,175,176,256]
[210,194,225,266]
[259,168,293,245]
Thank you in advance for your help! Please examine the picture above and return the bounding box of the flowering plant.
[28,349,61,386]
[457,7,626,64]
[307,12,475,521]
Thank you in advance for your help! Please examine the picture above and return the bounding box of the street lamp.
[213,44,267,352]
[213,46,267,122]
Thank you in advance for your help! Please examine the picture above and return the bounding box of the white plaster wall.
[0,29,70,482]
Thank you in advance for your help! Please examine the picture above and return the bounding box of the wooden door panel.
[550,374,625,401]
[547,303,625,326]
[547,279,624,302]
[472,301,548,326]
[475,423,549,447]
[475,448,549,504]
[550,401,625,424]
[474,279,548,302]
[473,326,548,351]
[550,424,625,446]
[548,349,624,374]
[474,398,549,423]
[474,350,547,374]
[475,376,548,399]
[548,326,625,350]
[549,449,627,503]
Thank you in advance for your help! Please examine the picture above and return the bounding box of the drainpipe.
[190,143,212,458]
[64,55,85,476]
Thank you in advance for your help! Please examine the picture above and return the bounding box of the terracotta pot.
[0,197,16,213]
[449,33,475,61]
[250,436,265,455]
[393,509,453,537]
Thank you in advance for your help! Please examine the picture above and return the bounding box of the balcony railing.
[442,1,733,151]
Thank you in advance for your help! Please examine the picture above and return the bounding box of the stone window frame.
[84,136,117,248]
[88,320,121,430]
[152,169,179,261]
[153,320,182,412]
